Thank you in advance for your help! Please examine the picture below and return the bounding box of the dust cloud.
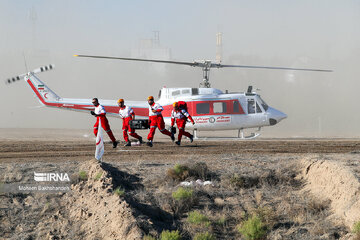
[0,0,359,137]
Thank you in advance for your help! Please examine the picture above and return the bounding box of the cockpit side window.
[256,103,262,113]
[257,96,269,111]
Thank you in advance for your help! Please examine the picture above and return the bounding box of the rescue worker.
[171,102,195,145]
[147,96,175,147]
[90,98,118,148]
[117,98,143,146]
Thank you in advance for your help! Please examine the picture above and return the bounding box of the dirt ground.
[1,129,360,239]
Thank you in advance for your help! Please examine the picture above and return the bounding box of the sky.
[0,0,359,137]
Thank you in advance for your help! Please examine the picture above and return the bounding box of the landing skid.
[237,128,261,139]
[192,128,261,140]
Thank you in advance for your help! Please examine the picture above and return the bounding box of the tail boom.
[25,74,148,117]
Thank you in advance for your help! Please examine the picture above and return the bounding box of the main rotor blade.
[216,64,332,72]
[74,54,198,67]
[74,54,332,72]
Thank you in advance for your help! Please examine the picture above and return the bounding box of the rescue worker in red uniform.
[117,98,143,146]
[146,96,175,147]
[90,98,118,148]
[171,102,195,145]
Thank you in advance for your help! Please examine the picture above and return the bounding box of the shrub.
[237,214,267,240]
[193,232,215,240]
[170,187,196,215]
[167,164,189,181]
[307,199,330,215]
[187,211,211,227]
[353,221,360,234]
[160,230,181,240]
[230,174,259,189]
[252,207,277,228]
[79,171,88,181]
[143,235,157,240]
[172,187,193,201]
[94,172,102,181]
[114,187,125,197]
[189,162,209,179]
[167,162,210,182]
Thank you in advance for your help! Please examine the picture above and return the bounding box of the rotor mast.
[201,61,212,88]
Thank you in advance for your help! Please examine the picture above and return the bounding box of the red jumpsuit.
[119,105,141,142]
[93,104,116,143]
[147,102,172,141]
[171,109,195,142]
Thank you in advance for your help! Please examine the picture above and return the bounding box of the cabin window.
[213,102,227,113]
[182,89,190,94]
[196,103,210,114]
[172,90,180,96]
[248,99,255,114]
[233,100,240,113]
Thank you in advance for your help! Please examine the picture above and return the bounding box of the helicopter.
[5,55,331,139]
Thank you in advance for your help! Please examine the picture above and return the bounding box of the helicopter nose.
[268,107,287,125]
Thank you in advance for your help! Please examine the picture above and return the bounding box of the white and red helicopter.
[6,56,331,139]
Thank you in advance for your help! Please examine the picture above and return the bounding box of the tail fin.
[25,73,61,105]
[6,64,61,105]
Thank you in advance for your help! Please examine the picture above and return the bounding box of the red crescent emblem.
[96,137,102,145]
[44,93,48,99]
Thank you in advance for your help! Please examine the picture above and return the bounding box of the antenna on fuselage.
[22,51,29,73]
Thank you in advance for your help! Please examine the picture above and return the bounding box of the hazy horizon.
[1,0,359,137]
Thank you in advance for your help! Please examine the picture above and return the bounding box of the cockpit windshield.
[257,96,269,111]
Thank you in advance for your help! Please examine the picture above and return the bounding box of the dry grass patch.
[228,174,260,189]
[166,162,210,182]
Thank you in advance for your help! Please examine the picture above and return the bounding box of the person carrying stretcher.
[170,101,195,145]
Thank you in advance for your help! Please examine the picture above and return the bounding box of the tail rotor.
[5,64,55,85]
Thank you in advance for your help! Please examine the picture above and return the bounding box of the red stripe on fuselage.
[160,99,245,117]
